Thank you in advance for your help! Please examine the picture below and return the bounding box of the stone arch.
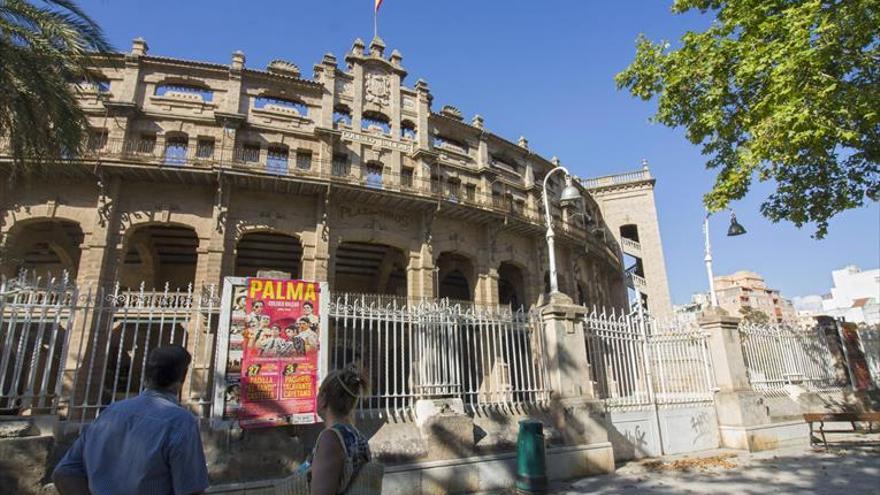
[118,222,199,290]
[234,230,303,278]
[1,218,84,279]
[332,241,408,295]
[436,251,475,301]
[497,261,526,309]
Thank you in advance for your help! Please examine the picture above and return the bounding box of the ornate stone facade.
[0,36,635,310]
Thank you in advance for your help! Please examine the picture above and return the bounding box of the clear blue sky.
[79,0,880,304]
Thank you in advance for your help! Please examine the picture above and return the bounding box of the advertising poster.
[212,277,327,429]
[840,322,873,391]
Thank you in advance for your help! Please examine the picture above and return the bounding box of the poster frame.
[210,276,329,429]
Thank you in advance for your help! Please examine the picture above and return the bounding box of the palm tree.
[0,0,112,171]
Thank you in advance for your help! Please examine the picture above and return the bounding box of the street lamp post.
[542,166,582,296]
[703,211,747,307]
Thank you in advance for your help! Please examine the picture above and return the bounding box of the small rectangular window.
[164,136,188,166]
[401,167,414,188]
[465,184,476,202]
[135,134,156,154]
[430,175,441,194]
[267,147,289,174]
[240,143,260,163]
[86,129,108,151]
[332,153,350,177]
[196,138,214,159]
[296,151,312,170]
[446,179,461,202]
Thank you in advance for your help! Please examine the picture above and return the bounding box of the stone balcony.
[0,138,623,269]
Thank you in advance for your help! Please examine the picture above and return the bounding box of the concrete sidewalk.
[474,432,879,494]
[559,432,880,495]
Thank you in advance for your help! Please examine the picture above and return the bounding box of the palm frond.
[0,0,113,174]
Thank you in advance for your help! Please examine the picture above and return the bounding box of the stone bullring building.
[0,37,670,315]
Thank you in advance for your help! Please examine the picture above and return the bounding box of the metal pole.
[542,166,569,296]
[703,213,719,307]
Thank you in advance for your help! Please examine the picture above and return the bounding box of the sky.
[77,0,880,305]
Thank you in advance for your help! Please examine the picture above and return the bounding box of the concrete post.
[700,307,809,451]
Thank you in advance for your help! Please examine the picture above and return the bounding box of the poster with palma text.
[237,278,327,428]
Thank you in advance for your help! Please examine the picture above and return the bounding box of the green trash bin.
[516,419,547,494]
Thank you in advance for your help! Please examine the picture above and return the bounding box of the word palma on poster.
[211,277,329,429]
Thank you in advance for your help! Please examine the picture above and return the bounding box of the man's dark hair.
[145,345,192,389]
[303,302,313,308]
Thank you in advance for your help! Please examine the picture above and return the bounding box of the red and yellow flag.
[375,0,383,13]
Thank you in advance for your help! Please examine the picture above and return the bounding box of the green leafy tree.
[0,0,112,171]
[739,306,771,324]
[616,0,879,238]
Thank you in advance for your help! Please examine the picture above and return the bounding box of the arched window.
[333,105,352,127]
[254,96,308,117]
[433,134,469,154]
[401,120,417,140]
[362,111,390,134]
[155,83,213,102]
[163,134,188,166]
[267,145,289,174]
[365,162,384,189]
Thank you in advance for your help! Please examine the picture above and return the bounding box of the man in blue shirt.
[53,345,210,495]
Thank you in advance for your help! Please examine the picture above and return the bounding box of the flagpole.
[373,6,378,39]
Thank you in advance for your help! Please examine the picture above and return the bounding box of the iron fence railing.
[0,273,219,421]
[583,307,715,409]
[739,322,843,394]
[1,273,547,423]
[327,293,548,418]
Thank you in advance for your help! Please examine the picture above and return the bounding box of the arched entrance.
[498,262,525,309]
[119,224,198,290]
[333,242,407,295]
[1,219,84,279]
[234,232,303,278]
[436,252,474,301]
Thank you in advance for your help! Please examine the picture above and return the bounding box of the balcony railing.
[621,237,641,254]
[579,168,652,189]
[1,137,612,259]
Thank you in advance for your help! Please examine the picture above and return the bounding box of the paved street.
[559,433,880,495]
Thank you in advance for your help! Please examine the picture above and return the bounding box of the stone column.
[700,307,809,451]
[63,178,123,419]
[474,265,499,307]
[301,193,330,282]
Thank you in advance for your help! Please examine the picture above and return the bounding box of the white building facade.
[818,265,880,325]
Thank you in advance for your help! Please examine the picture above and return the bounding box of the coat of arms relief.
[365,72,391,108]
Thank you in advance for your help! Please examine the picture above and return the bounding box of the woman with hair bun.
[302,366,371,495]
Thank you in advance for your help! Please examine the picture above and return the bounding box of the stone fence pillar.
[699,307,809,451]
[540,295,594,400]
[536,293,613,473]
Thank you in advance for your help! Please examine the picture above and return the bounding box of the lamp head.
[560,176,582,204]
[727,212,747,237]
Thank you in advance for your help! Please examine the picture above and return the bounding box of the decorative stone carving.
[365,72,390,108]
[440,105,462,121]
[267,60,300,78]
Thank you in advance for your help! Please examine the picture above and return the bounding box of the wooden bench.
[803,412,880,448]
